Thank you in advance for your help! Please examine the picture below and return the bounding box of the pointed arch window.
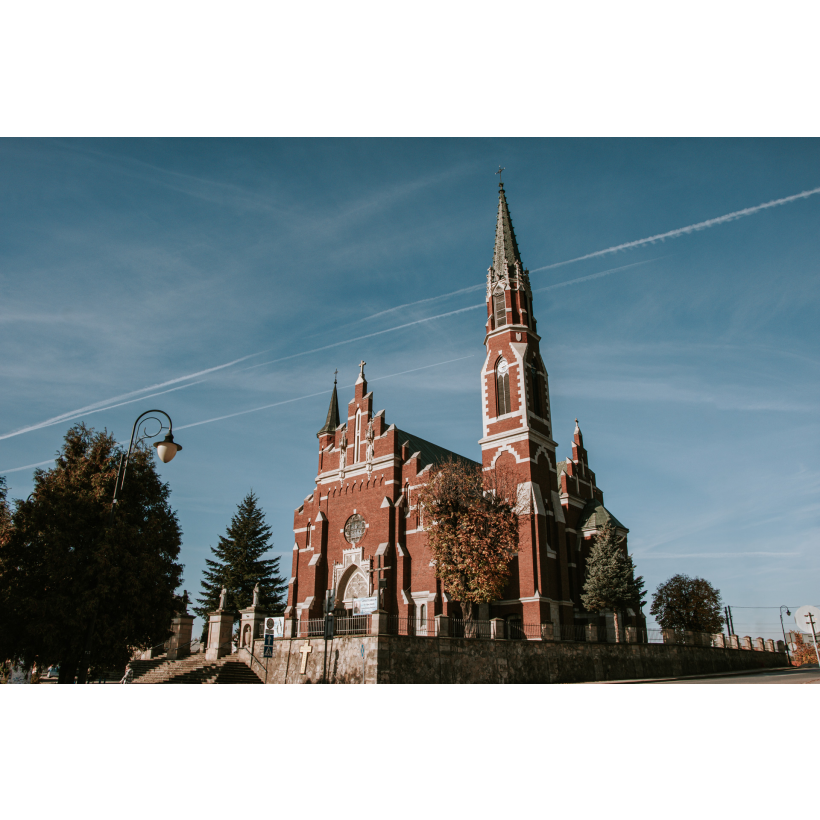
[306,520,311,549]
[493,291,507,327]
[520,290,528,325]
[354,409,361,463]
[496,358,511,416]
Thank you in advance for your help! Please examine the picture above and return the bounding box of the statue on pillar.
[218,586,228,611]
[181,589,189,615]
[365,418,375,477]
[252,582,260,607]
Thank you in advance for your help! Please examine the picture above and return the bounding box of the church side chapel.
[286,181,644,638]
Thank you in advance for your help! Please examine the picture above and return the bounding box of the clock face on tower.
[344,514,366,544]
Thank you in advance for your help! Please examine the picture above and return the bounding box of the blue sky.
[1,138,818,641]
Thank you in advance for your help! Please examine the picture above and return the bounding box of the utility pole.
[808,613,820,667]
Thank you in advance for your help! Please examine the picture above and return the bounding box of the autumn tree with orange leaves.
[417,458,523,624]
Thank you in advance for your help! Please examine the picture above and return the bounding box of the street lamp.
[779,606,792,665]
[112,409,182,513]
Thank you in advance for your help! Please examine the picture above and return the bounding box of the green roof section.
[394,428,480,472]
[577,498,627,532]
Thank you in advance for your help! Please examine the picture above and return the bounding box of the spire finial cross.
[496,166,505,187]
[334,368,338,384]
[359,360,366,377]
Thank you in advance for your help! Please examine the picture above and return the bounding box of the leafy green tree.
[0,424,183,683]
[194,491,286,639]
[417,459,521,624]
[650,573,723,634]
[581,521,646,642]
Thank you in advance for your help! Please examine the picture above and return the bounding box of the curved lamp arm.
[111,409,182,511]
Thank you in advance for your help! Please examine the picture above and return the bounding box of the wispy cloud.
[531,185,820,271]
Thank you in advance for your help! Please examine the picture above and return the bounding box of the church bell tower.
[479,180,572,631]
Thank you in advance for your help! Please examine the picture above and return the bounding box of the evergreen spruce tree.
[581,521,646,642]
[194,491,286,639]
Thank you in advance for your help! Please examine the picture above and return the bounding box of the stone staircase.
[131,653,263,684]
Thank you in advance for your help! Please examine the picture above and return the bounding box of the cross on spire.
[334,368,338,383]
[359,360,366,377]
[496,166,505,187]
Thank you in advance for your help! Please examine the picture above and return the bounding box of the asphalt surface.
[649,665,820,684]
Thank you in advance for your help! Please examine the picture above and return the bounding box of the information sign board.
[354,596,378,615]
[264,616,284,638]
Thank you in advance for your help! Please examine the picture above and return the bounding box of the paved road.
[651,666,820,684]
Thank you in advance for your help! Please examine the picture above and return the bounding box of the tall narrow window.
[530,363,542,417]
[496,359,511,416]
[493,292,507,327]
[305,520,311,549]
[354,409,361,463]
[520,290,528,325]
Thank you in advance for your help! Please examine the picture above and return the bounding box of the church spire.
[317,373,340,438]
[492,182,524,278]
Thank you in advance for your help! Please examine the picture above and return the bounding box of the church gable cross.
[299,640,313,674]
[359,360,366,377]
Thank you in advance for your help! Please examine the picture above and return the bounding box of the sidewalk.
[585,665,801,684]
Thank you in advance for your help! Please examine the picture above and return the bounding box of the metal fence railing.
[386,616,436,636]
[296,618,326,637]
[449,619,494,638]
[559,624,588,642]
[333,614,370,636]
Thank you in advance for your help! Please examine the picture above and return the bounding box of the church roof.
[576,497,627,532]
[492,183,524,276]
[316,381,340,437]
[394,428,480,472]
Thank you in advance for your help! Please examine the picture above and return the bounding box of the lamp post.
[76,409,182,684]
[779,606,792,665]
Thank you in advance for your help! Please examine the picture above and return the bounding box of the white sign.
[351,596,378,615]
[265,617,284,638]
[794,605,820,635]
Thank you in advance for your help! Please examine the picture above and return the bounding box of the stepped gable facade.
[286,182,639,634]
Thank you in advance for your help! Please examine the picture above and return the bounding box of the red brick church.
[286,182,638,636]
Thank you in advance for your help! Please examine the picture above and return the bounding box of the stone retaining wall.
[252,634,788,684]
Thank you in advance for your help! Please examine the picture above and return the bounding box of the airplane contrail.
[531,185,820,271]
[232,306,485,376]
[0,380,208,442]
[172,355,475,431]
[0,459,55,475]
[532,258,660,293]
[0,350,270,441]
[357,283,485,324]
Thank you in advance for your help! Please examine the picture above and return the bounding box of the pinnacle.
[492,184,523,277]
[317,379,340,438]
